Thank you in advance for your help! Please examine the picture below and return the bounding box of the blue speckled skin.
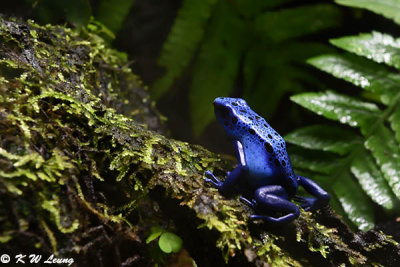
[205,97,330,224]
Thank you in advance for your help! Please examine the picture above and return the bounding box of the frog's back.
[235,107,292,185]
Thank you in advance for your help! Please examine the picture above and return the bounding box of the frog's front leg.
[242,185,300,224]
[205,164,248,196]
[295,175,330,211]
[205,141,247,196]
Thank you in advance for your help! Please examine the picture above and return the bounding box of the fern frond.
[308,53,400,105]
[330,32,400,69]
[189,2,245,134]
[288,29,400,229]
[254,4,342,42]
[96,0,136,34]
[152,0,217,99]
[336,0,400,25]
[285,125,360,155]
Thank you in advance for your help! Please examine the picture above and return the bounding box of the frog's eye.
[215,105,230,119]
[281,160,286,167]
[232,116,238,124]
[248,128,256,135]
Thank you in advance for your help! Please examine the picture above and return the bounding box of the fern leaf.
[336,0,400,25]
[365,125,400,199]
[332,172,375,231]
[152,0,217,99]
[351,149,397,210]
[189,2,245,134]
[255,4,342,42]
[96,0,136,34]
[307,54,400,105]
[288,147,340,174]
[290,21,400,228]
[390,105,400,143]
[290,91,380,133]
[330,32,400,70]
[285,125,360,155]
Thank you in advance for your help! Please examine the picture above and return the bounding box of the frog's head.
[213,97,250,138]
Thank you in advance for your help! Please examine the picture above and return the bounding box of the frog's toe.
[300,198,317,211]
[204,170,223,188]
[293,196,307,203]
[240,196,256,208]
[205,178,223,188]
[293,196,316,211]
[205,170,217,181]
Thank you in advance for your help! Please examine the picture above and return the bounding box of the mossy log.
[0,16,399,266]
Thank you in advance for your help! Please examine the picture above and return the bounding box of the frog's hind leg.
[296,175,330,211]
[250,185,300,224]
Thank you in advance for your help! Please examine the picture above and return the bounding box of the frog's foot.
[239,196,256,209]
[296,175,330,211]
[250,185,300,225]
[204,170,223,189]
[293,196,317,212]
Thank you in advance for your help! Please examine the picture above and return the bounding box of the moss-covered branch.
[0,16,399,266]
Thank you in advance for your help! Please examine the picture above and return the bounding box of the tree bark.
[0,16,399,266]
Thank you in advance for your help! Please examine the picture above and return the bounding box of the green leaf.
[189,2,245,135]
[255,4,342,42]
[336,0,400,25]
[307,54,400,105]
[288,147,341,175]
[152,0,218,99]
[146,226,163,244]
[285,125,360,155]
[330,32,400,70]
[290,91,381,134]
[333,172,375,231]
[389,105,400,143]
[351,149,397,210]
[158,232,183,253]
[96,0,135,34]
[365,125,400,200]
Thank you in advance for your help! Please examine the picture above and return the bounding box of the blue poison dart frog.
[205,97,330,224]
